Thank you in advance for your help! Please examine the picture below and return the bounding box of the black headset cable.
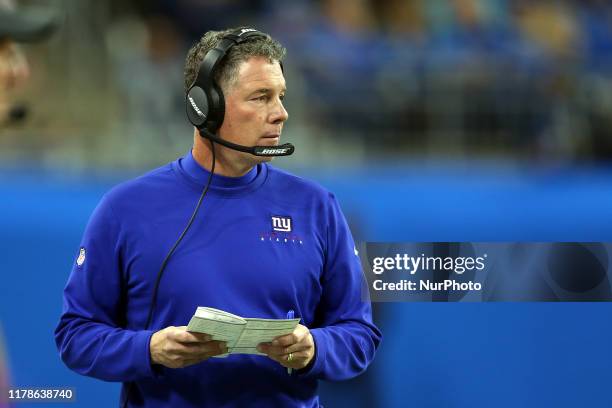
[123,142,216,408]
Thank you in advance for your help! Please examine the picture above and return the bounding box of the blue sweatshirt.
[55,151,381,407]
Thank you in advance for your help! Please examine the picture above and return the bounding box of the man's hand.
[257,324,315,370]
[149,326,227,369]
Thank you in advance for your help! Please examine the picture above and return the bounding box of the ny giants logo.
[261,216,302,244]
[271,216,292,232]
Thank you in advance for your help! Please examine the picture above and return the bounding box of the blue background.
[2,162,612,407]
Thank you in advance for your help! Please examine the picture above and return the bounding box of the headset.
[185,27,295,157]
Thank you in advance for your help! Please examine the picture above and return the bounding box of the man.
[55,27,381,407]
[0,2,56,406]
[0,0,56,124]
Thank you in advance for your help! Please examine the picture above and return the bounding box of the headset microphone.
[193,115,295,157]
[185,27,295,158]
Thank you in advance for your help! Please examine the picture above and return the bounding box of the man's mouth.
[260,134,280,144]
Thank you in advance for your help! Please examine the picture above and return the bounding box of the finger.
[206,341,229,357]
[265,351,290,366]
[267,350,310,369]
[261,330,312,356]
[263,342,311,357]
[206,348,228,358]
[271,324,310,347]
[172,328,212,343]
[271,332,301,348]
[171,340,227,357]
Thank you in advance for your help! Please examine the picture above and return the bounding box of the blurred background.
[2,0,612,407]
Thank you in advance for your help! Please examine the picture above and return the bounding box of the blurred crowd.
[3,0,612,168]
[262,0,612,160]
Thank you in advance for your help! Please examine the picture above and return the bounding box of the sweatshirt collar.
[174,150,267,195]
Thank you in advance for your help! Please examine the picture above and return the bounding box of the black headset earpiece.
[186,28,267,133]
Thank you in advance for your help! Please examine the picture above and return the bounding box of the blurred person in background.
[106,13,187,157]
[55,27,381,407]
[0,1,56,405]
[0,0,55,127]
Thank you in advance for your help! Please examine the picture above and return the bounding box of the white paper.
[187,307,300,357]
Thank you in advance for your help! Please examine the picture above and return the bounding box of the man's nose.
[270,99,288,124]
[0,41,30,90]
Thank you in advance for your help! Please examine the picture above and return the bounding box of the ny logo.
[271,216,292,232]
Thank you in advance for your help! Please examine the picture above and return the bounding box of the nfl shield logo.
[76,247,86,267]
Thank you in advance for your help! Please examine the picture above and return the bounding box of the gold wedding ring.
[287,352,293,362]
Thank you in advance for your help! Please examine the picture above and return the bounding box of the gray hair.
[184,27,286,93]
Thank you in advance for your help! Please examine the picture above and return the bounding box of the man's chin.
[258,137,281,146]
[237,150,273,166]
[256,155,274,164]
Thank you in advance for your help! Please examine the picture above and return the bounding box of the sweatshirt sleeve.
[54,195,156,382]
[297,193,382,381]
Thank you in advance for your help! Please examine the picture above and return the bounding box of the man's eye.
[279,94,285,101]
[253,95,267,101]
